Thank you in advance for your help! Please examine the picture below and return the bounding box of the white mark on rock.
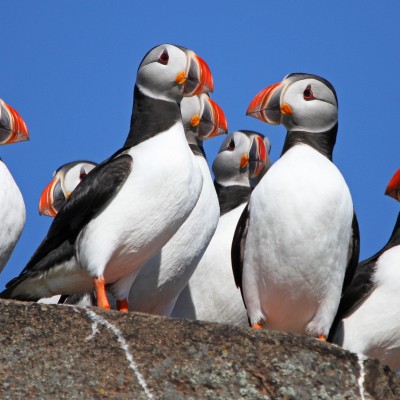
[357,353,367,400]
[84,308,153,399]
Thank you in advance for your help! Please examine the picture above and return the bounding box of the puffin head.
[39,161,98,217]
[136,44,213,102]
[180,94,228,140]
[212,130,272,188]
[0,99,30,145]
[247,73,338,133]
[385,169,400,202]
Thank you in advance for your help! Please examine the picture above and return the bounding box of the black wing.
[5,153,133,287]
[231,203,250,304]
[342,211,361,292]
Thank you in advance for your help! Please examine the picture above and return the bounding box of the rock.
[0,299,398,399]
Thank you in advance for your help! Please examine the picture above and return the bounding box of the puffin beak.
[385,169,400,201]
[197,97,228,140]
[248,136,268,178]
[180,51,214,96]
[246,81,285,125]
[0,99,30,145]
[39,178,66,217]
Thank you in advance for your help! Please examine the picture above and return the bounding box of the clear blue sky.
[1,1,399,289]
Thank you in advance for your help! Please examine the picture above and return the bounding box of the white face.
[63,162,96,194]
[136,44,188,102]
[281,78,338,133]
[180,95,202,128]
[212,131,254,187]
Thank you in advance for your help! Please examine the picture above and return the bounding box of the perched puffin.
[234,73,359,339]
[172,130,271,325]
[1,44,213,311]
[124,93,227,315]
[36,95,227,312]
[329,169,400,371]
[39,161,98,217]
[0,99,29,273]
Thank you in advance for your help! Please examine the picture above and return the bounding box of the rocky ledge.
[0,299,398,399]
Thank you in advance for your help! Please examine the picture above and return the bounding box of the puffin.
[1,44,213,311]
[124,93,227,315]
[329,169,400,371]
[39,94,228,312]
[171,130,271,325]
[0,99,29,273]
[234,73,359,339]
[39,161,98,217]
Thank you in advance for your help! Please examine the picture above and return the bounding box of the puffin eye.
[158,50,169,65]
[303,85,315,101]
[227,138,235,151]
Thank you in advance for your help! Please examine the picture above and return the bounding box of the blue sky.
[1,2,399,289]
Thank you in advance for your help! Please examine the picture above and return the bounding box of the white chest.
[77,124,203,281]
[0,161,26,272]
[243,145,353,332]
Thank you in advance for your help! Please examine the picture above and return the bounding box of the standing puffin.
[36,95,227,312]
[0,99,29,273]
[39,161,98,217]
[234,73,359,339]
[172,130,271,325]
[124,93,227,315]
[329,169,400,371]
[1,44,213,311]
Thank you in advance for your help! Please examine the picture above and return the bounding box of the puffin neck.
[188,138,206,158]
[124,85,182,148]
[281,123,338,161]
[214,181,252,216]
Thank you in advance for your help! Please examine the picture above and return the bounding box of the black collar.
[281,123,338,161]
[214,181,251,216]
[189,142,206,158]
[124,85,182,148]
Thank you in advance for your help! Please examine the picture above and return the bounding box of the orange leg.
[117,299,129,312]
[93,276,110,310]
[318,335,327,342]
[252,323,263,329]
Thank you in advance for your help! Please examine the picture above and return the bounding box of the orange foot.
[252,323,263,329]
[93,276,111,310]
[318,335,327,342]
[117,299,129,312]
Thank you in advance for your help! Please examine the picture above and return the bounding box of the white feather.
[243,144,353,336]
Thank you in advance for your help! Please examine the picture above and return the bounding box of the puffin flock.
[1,44,400,372]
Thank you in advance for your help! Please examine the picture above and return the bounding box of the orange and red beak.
[248,135,269,178]
[385,169,400,202]
[0,99,30,145]
[197,96,228,140]
[39,177,66,217]
[246,81,286,125]
[181,51,214,96]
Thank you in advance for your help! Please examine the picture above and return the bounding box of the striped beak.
[182,51,214,96]
[248,135,269,178]
[39,177,66,217]
[0,99,30,145]
[246,82,285,125]
[385,169,400,202]
[197,96,228,140]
